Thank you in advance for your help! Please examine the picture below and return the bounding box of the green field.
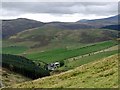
[26,40,117,63]
[10,54,118,88]
[59,50,118,70]
[2,46,28,54]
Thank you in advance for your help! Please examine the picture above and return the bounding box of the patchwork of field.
[25,40,117,63]
[10,54,118,88]
[2,40,118,68]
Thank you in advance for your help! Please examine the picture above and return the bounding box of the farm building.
[47,62,60,71]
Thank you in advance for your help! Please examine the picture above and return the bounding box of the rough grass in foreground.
[11,54,118,88]
[1,68,31,87]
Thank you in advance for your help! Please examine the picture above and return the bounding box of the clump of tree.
[1,54,50,79]
[60,60,64,67]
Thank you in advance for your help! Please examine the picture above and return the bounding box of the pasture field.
[11,54,118,88]
[59,50,118,70]
[2,46,28,54]
[26,40,118,63]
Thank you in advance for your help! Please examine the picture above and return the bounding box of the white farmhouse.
[47,62,60,71]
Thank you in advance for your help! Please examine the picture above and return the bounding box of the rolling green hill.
[2,26,118,56]
[10,54,118,88]
[9,27,118,45]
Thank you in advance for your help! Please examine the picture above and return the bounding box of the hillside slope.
[2,18,44,38]
[44,22,94,30]
[0,68,31,87]
[11,54,118,88]
[2,54,50,79]
[8,26,118,48]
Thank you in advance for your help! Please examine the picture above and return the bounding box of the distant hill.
[2,18,94,39]
[45,15,118,29]
[44,22,94,30]
[11,54,118,88]
[101,24,120,31]
[77,15,118,28]
[2,18,45,38]
[2,15,119,39]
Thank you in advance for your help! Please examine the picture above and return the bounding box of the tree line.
[2,54,50,79]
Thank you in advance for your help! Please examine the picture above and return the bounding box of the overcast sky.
[1,2,118,22]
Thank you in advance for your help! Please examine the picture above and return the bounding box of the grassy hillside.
[7,27,118,48]
[11,54,118,88]
[2,26,118,56]
[1,68,31,87]
[10,27,118,43]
